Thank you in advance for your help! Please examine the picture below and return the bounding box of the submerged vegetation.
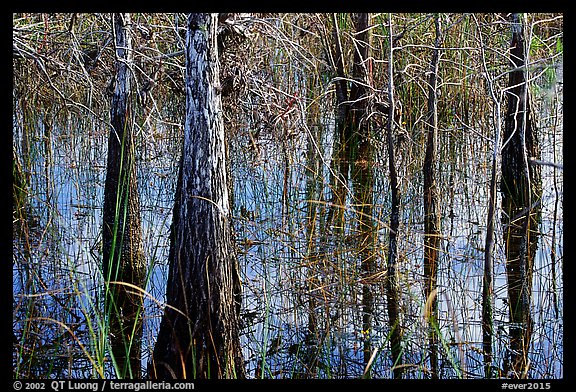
[13,13,563,380]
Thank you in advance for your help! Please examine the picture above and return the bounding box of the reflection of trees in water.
[12,13,562,379]
[501,13,543,379]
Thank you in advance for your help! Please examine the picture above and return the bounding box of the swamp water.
[13,75,563,380]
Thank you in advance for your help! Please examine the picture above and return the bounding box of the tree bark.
[348,13,376,375]
[102,13,146,379]
[482,137,497,378]
[303,127,320,378]
[501,13,542,379]
[328,13,352,233]
[148,13,245,379]
[384,14,404,380]
[423,14,442,379]
[480,28,500,381]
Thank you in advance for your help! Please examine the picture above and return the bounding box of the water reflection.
[13,86,562,378]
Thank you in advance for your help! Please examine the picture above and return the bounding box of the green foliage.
[556,37,563,54]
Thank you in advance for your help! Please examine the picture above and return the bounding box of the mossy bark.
[102,13,146,379]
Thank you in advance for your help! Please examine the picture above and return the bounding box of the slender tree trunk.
[423,14,442,379]
[501,13,542,379]
[325,13,378,376]
[303,127,320,378]
[102,13,146,379]
[384,14,404,380]
[482,141,497,378]
[149,13,245,379]
[478,24,500,381]
[347,13,376,375]
[328,13,352,233]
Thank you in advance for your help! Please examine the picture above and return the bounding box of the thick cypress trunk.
[149,13,245,379]
[423,15,442,379]
[501,13,542,379]
[102,13,146,379]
